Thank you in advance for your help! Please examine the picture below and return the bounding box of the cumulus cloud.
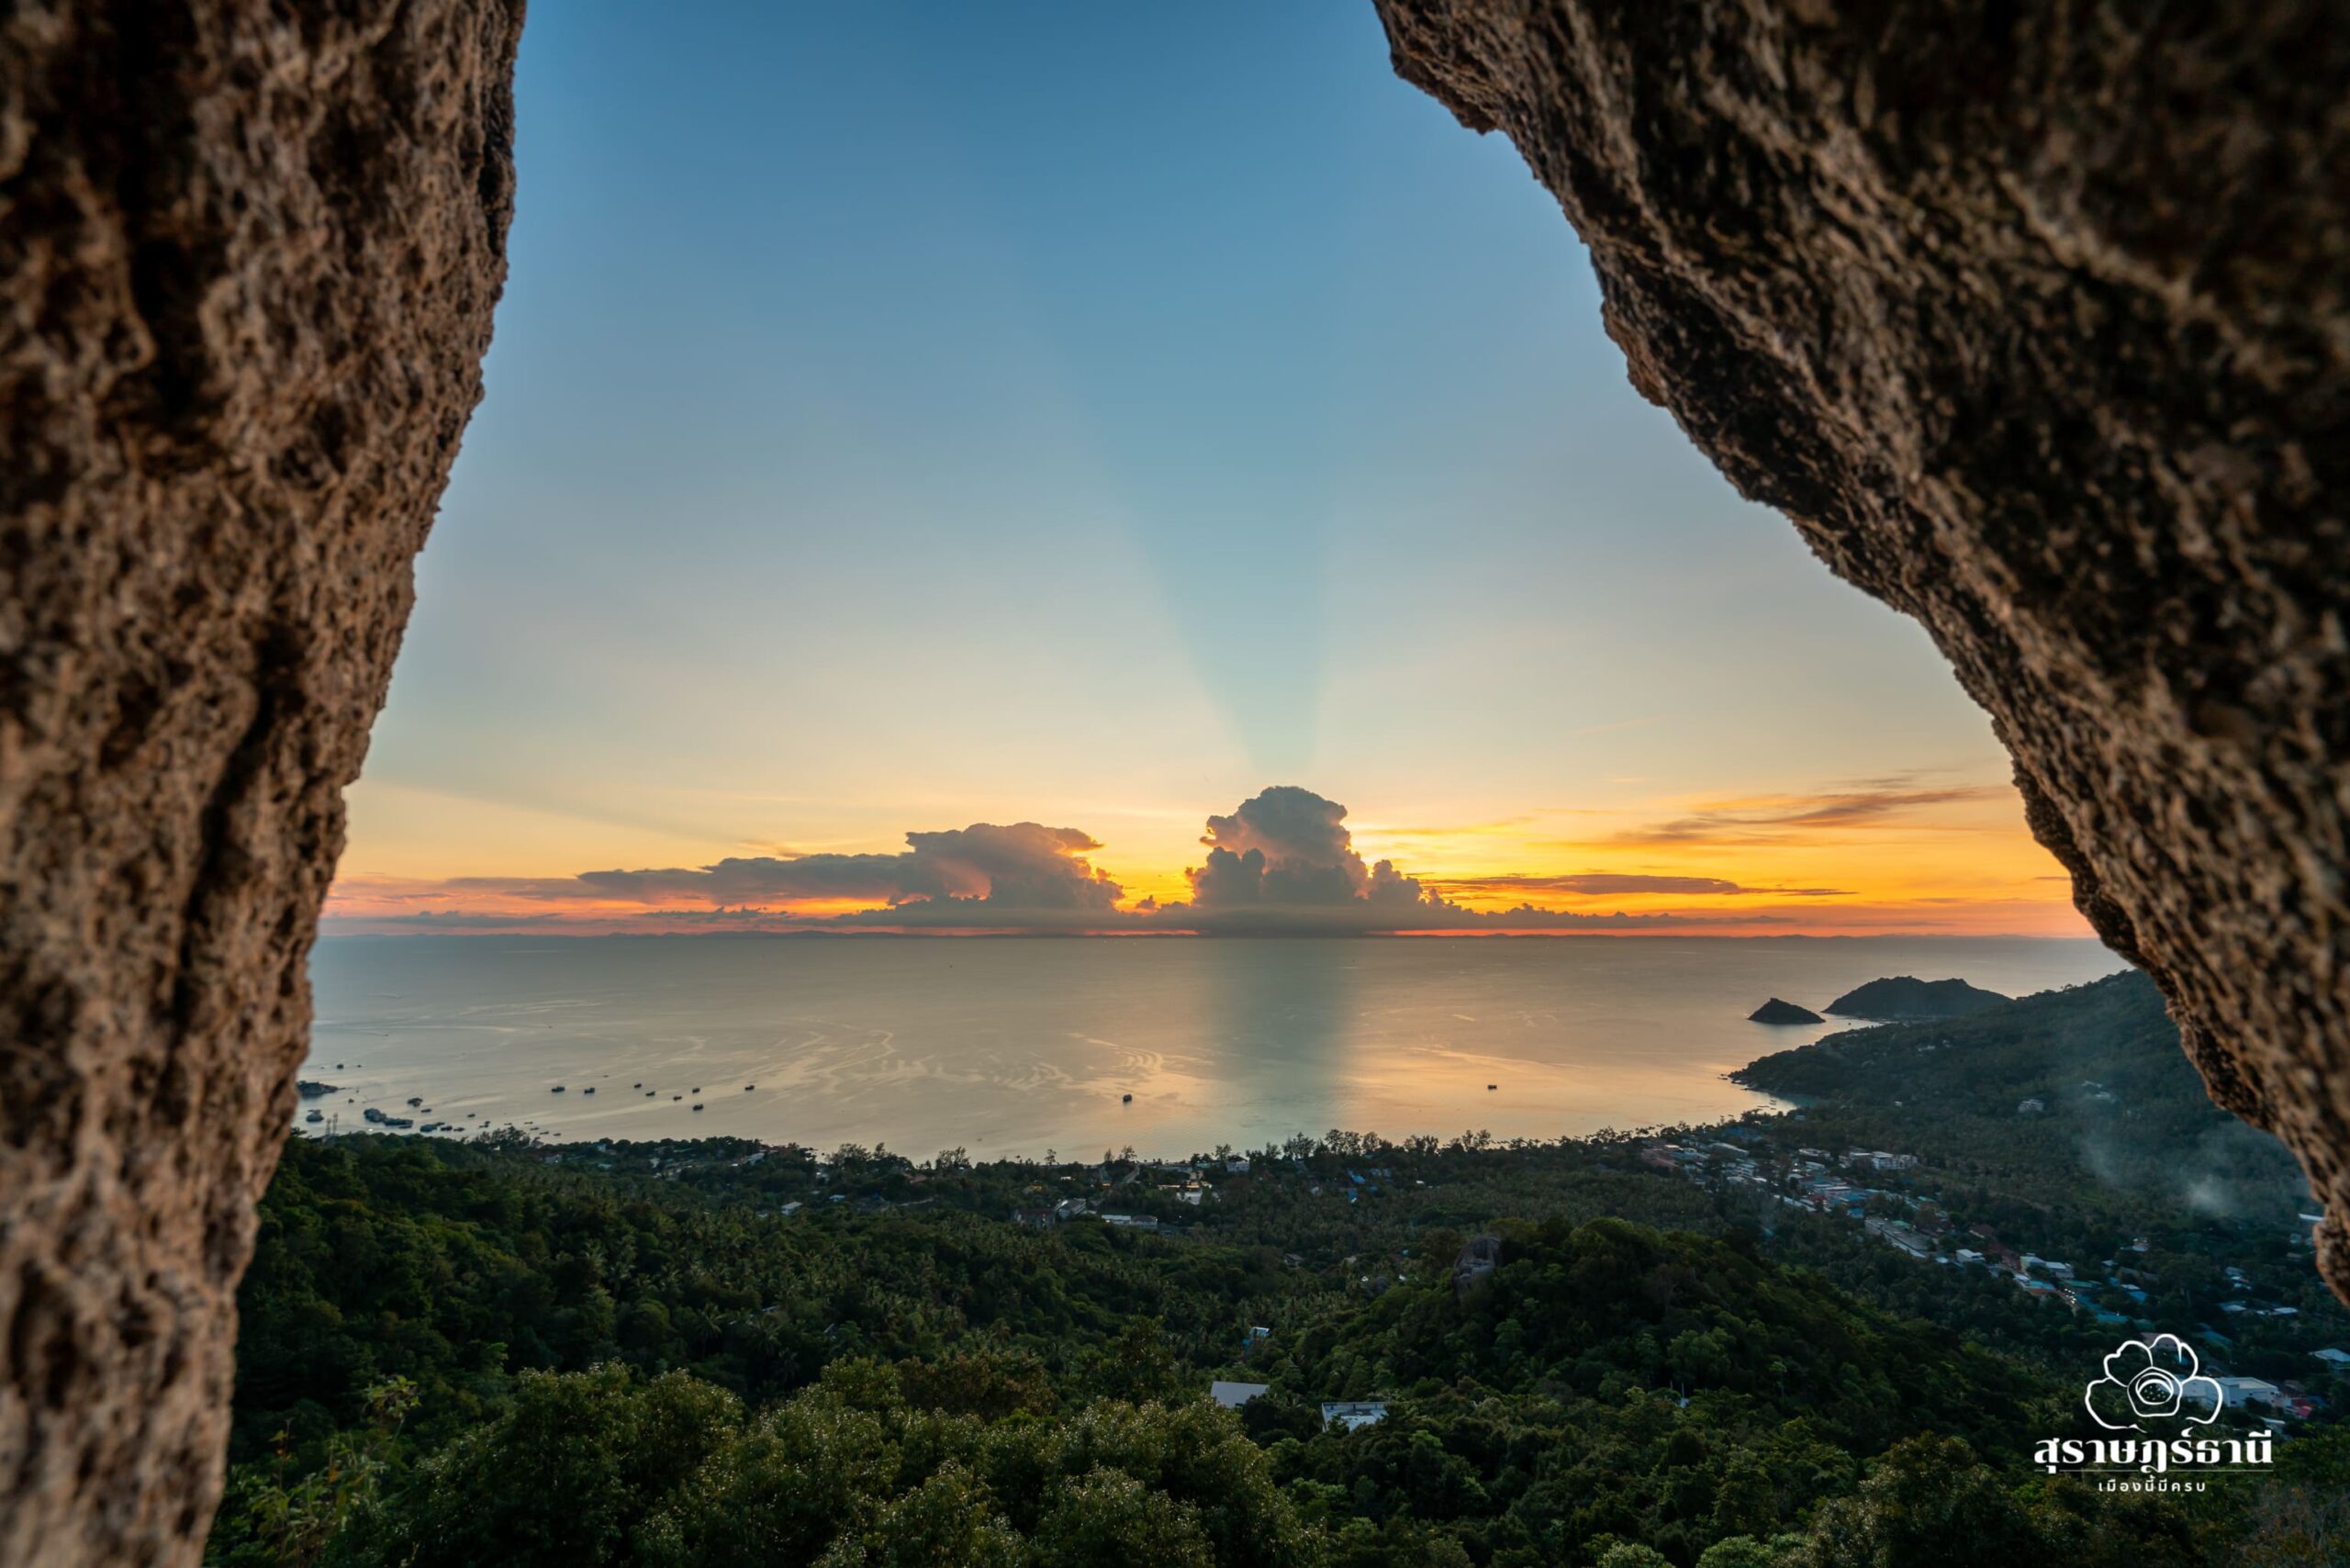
[1136,786,1706,933]
[1181,785,1425,914]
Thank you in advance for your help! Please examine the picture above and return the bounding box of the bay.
[301,935,2127,1159]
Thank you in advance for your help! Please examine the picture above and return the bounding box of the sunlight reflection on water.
[302,935,2125,1159]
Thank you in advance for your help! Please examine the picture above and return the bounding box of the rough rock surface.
[0,4,521,1562]
[1375,1,2349,1293]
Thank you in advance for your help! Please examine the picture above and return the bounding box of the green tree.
[208,1378,417,1568]
[349,1366,740,1567]
[830,1462,1019,1567]
[1596,1544,1673,1568]
[1029,1468,1214,1567]
[1794,1437,2037,1568]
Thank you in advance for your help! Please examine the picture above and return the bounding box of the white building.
[1321,1401,1389,1431]
[2218,1376,2285,1410]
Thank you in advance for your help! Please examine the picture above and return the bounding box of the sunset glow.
[326,777,2084,938]
[329,4,2088,946]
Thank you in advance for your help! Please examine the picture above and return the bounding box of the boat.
[406,1097,422,1107]
[744,1084,755,1091]
[691,1103,704,1112]
[1487,1083,1496,1091]
[583,1087,596,1095]
[305,1110,323,1124]
[551,1085,565,1092]
[1122,1092,1133,1103]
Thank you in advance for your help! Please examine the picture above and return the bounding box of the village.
[482,1115,2350,1437]
[1637,1127,2344,1427]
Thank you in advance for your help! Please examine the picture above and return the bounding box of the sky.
[325,1,2084,940]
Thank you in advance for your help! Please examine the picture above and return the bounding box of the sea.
[300,935,2128,1160]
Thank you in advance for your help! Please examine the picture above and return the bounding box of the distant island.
[1748,997,1824,1025]
[1824,974,2009,1019]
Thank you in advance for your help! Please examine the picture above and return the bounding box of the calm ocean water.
[300,935,2128,1159]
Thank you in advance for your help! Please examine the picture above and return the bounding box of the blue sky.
[333,2,2070,935]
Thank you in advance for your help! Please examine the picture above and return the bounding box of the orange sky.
[322,773,2087,938]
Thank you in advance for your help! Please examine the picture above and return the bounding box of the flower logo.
[2084,1334,2224,1432]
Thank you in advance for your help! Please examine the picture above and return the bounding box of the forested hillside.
[210,1120,2345,1562]
[1735,970,2305,1221]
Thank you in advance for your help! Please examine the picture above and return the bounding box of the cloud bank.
[573,823,1124,917]
[321,779,2051,936]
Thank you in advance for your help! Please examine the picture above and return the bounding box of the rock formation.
[1376,0,2349,1296]
[1823,977,2009,1022]
[0,4,522,1562]
[1749,998,1825,1025]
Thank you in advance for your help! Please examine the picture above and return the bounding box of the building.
[2218,1376,2286,1411]
[1321,1401,1389,1431]
[1211,1381,1269,1410]
[1863,1216,1929,1257]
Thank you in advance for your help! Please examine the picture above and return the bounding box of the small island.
[1823,975,2010,1020]
[1748,997,1825,1025]
[295,1079,341,1099]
